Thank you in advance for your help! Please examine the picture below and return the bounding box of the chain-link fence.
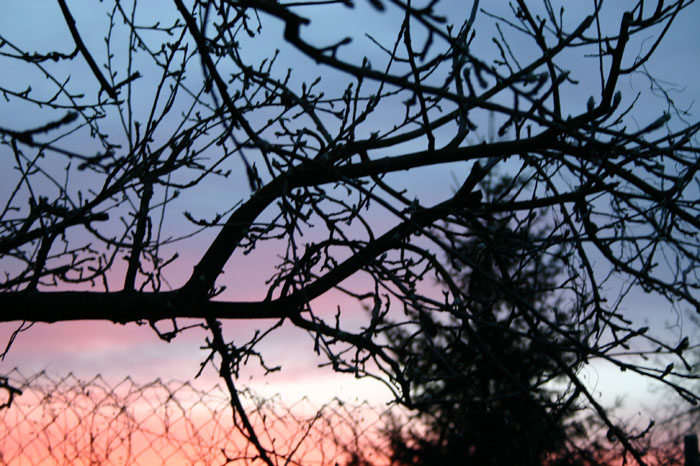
[0,368,397,465]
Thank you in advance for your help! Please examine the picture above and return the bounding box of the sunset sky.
[1,0,700,429]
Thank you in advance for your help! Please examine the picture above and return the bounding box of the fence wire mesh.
[0,368,396,465]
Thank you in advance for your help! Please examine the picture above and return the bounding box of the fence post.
[685,434,699,466]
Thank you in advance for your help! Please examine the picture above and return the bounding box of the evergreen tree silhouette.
[384,174,588,466]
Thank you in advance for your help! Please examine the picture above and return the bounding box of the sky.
[1,0,700,436]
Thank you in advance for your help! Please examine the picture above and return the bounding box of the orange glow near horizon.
[0,369,395,466]
[0,368,685,466]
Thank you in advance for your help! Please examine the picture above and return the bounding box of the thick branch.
[182,135,549,298]
[1,163,485,323]
[0,291,287,323]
